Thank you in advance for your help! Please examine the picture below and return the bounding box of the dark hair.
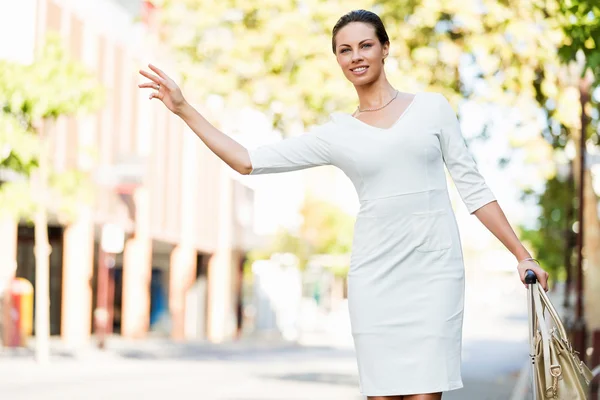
[331,10,389,55]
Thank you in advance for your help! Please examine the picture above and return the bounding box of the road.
[0,269,531,399]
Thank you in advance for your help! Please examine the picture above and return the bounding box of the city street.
[1,2,598,400]
[0,269,531,399]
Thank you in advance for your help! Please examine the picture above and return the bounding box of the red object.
[8,290,21,347]
[3,278,33,348]
[142,1,158,27]
[114,182,138,195]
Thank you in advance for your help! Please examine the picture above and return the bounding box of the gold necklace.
[356,90,399,113]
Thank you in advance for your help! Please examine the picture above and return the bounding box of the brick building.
[0,0,255,346]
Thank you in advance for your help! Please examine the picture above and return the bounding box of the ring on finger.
[156,84,160,90]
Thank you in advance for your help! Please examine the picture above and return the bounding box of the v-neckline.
[344,92,420,131]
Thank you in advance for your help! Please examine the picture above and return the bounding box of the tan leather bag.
[529,281,593,399]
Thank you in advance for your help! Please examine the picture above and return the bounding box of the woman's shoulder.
[417,91,449,103]
[308,113,350,133]
[328,111,351,125]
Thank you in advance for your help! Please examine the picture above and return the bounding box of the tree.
[446,0,599,292]
[153,0,372,133]
[470,0,600,356]
[149,0,480,133]
[556,0,600,84]
[554,0,600,354]
[152,0,598,291]
[0,34,103,362]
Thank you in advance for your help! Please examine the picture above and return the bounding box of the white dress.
[248,92,496,396]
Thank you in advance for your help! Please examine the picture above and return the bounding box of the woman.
[139,9,549,400]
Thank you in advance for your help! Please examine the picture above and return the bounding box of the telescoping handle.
[525,268,538,399]
[525,269,537,284]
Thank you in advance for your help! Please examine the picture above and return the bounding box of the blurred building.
[0,0,255,345]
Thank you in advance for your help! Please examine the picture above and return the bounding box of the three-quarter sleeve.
[437,94,496,214]
[248,123,332,175]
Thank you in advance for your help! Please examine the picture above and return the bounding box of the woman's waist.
[358,188,451,218]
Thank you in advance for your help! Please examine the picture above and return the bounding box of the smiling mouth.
[351,66,368,73]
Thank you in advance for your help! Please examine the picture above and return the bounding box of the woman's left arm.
[435,93,549,290]
[473,201,549,291]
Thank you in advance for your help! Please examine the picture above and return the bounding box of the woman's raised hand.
[138,64,186,114]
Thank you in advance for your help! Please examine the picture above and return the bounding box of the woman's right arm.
[176,102,252,175]
[138,64,252,175]
[139,63,333,176]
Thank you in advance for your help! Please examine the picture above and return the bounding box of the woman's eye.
[341,48,350,53]
[362,43,372,48]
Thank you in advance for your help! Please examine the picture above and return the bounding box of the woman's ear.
[382,42,390,63]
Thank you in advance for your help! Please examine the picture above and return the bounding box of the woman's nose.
[351,51,363,62]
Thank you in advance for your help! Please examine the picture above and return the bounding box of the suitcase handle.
[524,269,537,284]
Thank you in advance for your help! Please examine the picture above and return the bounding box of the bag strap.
[533,282,557,398]
[538,285,569,340]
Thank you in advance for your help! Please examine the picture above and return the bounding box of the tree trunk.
[33,203,50,363]
[583,168,600,332]
[573,72,600,344]
[33,122,51,364]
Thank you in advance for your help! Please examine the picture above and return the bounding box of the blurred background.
[0,0,599,399]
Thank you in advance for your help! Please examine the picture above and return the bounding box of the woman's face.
[334,22,389,86]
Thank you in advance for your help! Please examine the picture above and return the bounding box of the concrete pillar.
[207,251,235,342]
[61,208,94,347]
[206,167,236,342]
[169,245,196,340]
[169,123,199,340]
[121,187,152,338]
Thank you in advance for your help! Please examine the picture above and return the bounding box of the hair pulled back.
[331,10,389,54]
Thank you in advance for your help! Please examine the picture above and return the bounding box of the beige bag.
[526,272,594,399]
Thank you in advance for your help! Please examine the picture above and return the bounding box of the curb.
[509,360,531,400]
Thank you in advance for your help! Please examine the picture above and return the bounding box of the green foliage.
[244,195,355,272]
[454,0,599,283]
[298,195,354,256]
[0,34,104,123]
[519,174,576,283]
[154,0,369,132]
[48,169,95,222]
[517,0,600,282]
[0,112,39,173]
[0,33,104,220]
[152,0,471,134]
[556,0,600,83]
[0,181,36,219]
